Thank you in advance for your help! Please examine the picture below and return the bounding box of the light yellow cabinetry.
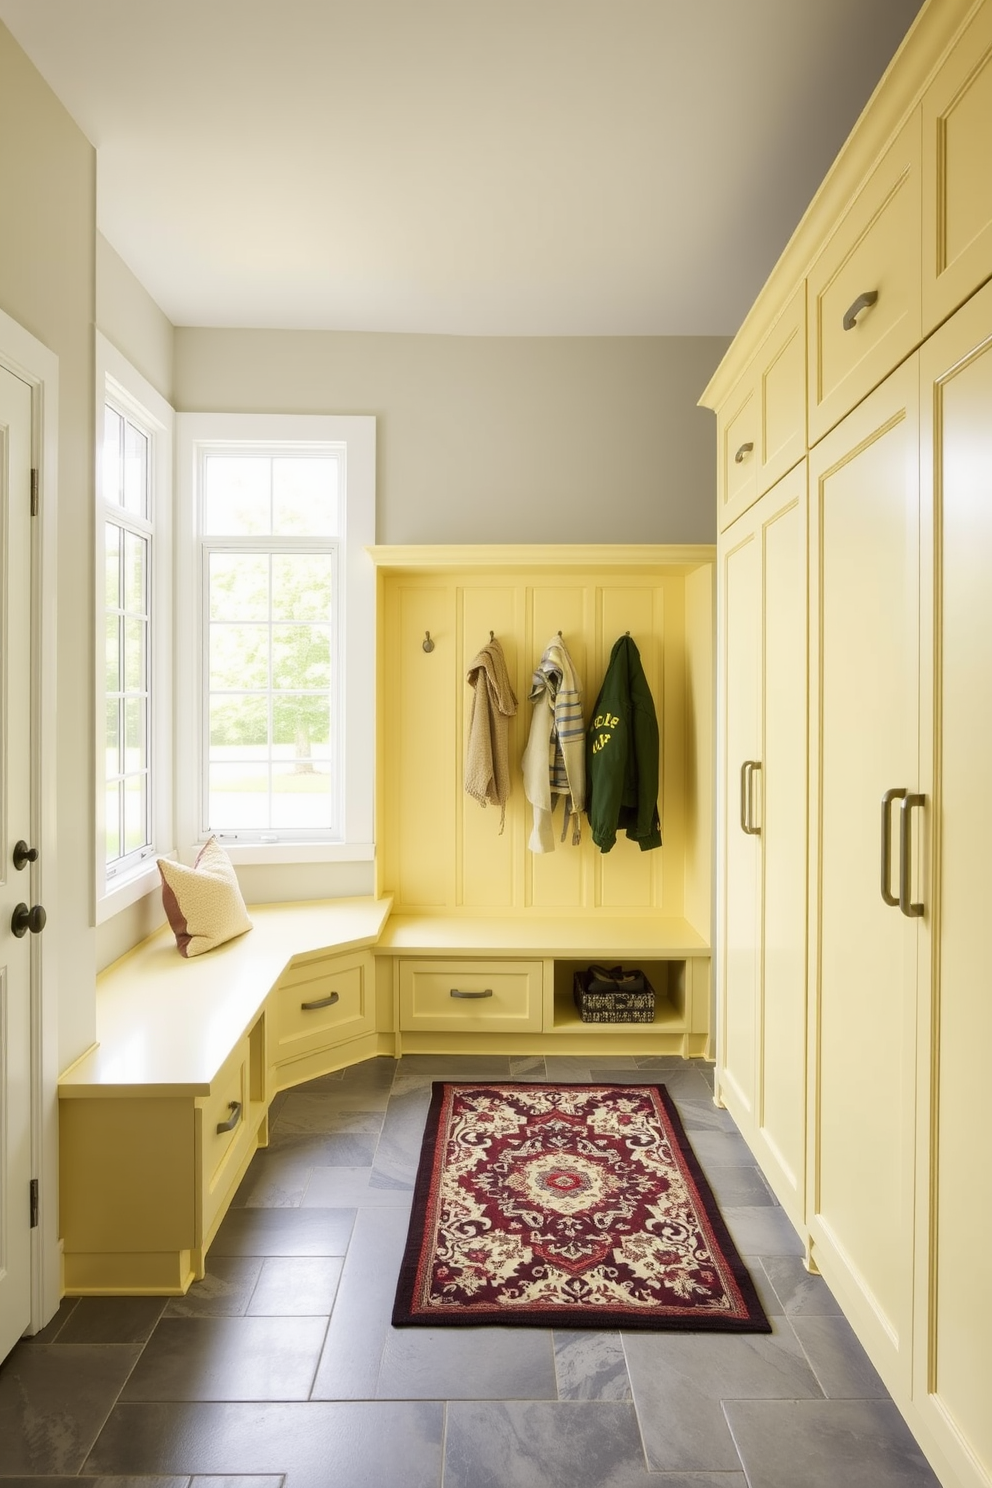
[807,110,922,446]
[716,283,806,533]
[912,277,992,1488]
[717,462,808,1234]
[806,358,922,1395]
[399,959,543,1035]
[268,948,375,1089]
[702,3,992,1484]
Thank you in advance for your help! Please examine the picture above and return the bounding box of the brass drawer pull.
[842,289,878,330]
[216,1100,242,1134]
[734,441,754,465]
[740,760,761,835]
[450,988,494,999]
[301,991,340,1011]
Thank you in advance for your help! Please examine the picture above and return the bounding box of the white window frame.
[176,413,375,864]
[94,335,174,923]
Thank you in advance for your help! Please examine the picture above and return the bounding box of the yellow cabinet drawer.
[399,959,543,1033]
[269,950,374,1069]
[718,285,806,532]
[923,0,992,336]
[197,1035,251,1239]
[808,109,922,445]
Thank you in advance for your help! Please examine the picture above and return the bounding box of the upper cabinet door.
[808,110,922,447]
[717,285,806,533]
[922,0,992,336]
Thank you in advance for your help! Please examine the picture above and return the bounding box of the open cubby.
[551,958,687,1035]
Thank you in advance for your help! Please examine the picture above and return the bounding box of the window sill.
[208,841,375,866]
[95,854,171,925]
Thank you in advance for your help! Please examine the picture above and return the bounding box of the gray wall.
[1,23,96,1069]
[174,329,727,545]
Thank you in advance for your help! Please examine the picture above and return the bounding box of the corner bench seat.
[58,896,391,1296]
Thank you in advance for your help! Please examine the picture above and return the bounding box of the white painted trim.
[0,307,61,1334]
[94,334,175,923]
[175,412,375,864]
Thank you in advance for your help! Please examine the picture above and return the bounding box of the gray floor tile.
[210,1206,356,1258]
[229,1154,308,1209]
[246,1257,344,1316]
[740,1258,785,1318]
[719,1206,805,1258]
[270,1094,384,1136]
[635,1478,747,1488]
[554,1331,632,1400]
[723,1398,941,1487]
[163,1258,264,1317]
[684,1129,759,1169]
[190,1479,285,1487]
[375,1325,557,1400]
[633,1055,695,1069]
[300,1165,414,1208]
[542,1057,596,1082]
[759,1256,842,1316]
[0,1343,143,1474]
[55,1296,167,1345]
[0,1478,191,1487]
[623,1321,823,1472]
[369,1088,432,1188]
[85,1400,444,1488]
[309,1207,410,1399]
[508,1055,548,1080]
[121,1317,327,1402]
[444,1400,652,1488]
[676,1101,740,1133]
[657,1069,715,1103]
[699,1164,777,1209]
[789,1312,889,1398]
[262,1130,379,1168]
[18,1296,80,1344]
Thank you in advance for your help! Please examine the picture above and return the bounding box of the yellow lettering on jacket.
[592,731,612,754]
[593,713,620,730]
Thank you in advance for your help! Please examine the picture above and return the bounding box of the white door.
[0,363,35,1361]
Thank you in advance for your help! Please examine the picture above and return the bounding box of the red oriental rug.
[392,1081,770,1331]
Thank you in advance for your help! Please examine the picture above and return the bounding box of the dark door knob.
[13,840,39,871]
[11,903,46,938]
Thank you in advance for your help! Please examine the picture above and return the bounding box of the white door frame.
[1,305,60,1332]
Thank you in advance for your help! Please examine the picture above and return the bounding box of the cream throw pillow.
[157,837,253,957]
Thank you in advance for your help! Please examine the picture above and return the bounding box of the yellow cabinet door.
[717,463,807,1230]
[808,110,922,446]
[915,277,992,1488]
[807,357,921,1397]
[717,285,806,534]
[922,0,992,336]
[270,950,374,1072]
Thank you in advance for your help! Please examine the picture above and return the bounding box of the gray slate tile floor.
[0,1054,942,1488]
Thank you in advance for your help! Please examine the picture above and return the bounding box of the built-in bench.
[59,897,709,1295]
[58,897,392,1296]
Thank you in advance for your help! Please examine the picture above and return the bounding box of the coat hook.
[557,629,563,638]
[423,631,435,653]
[625,630,631,637]
[489,630,495,642]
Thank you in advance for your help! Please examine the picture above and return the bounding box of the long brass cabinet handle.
[899,793,925,918]
[734,441,754,465]
[843,290,878,330]
[216,1100,242,1134]
[880,787,907,906]
[301,991,340,1011]
[740,760,761,835]
[450,988,494,999]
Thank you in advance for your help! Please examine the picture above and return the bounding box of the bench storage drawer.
[269,949,374,1074]
[399,959,543,1033]
[197,1034,253,1242]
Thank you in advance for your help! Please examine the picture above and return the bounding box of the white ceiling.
[0,0,925,336]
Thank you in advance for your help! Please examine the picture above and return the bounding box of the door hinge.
[30,468,39,517]
[29,1178,39,1228]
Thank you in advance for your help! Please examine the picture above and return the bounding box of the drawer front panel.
[923,0,992,335]
[758,284,806,494]
[400,960,543,1033]
[808,110,922,445]
[270,951,374,1066]
[199,1036,251,1232]
[718,375,759,531]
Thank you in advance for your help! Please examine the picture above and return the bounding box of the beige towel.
[465,639,518,831]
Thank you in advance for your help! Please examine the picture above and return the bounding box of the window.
[177,414,375,862]
[96,336,174,920]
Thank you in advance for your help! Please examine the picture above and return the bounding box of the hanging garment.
[522,635,585,852]
[464,638,518,832]
[586,634,662,853]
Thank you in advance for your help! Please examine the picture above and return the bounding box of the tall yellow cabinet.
[702,3,992,1486]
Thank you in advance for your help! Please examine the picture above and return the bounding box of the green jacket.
[586,636,662,853]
